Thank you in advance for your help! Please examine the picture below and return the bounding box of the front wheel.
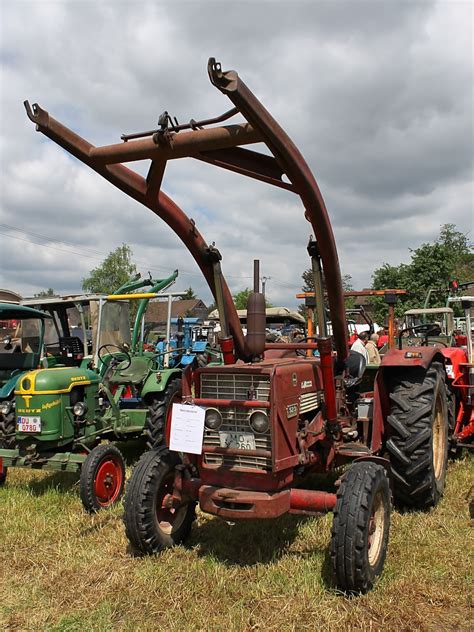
[144,378,182,449]
[123,448,196,555]
[79,443,125,513]
[331,461,391,594]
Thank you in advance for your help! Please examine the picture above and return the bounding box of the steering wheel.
[398,323,446,349]
[98,344,132,370]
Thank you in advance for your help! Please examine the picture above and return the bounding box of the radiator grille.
[203,407,272,471]
[299,391,323,414]
[200,373,270,401]
[203,453,272,471]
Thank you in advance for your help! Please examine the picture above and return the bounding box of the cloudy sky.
[0,0,472,308]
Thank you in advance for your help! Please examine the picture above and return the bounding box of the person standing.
[366,333,381,365]
[350,331,369,363]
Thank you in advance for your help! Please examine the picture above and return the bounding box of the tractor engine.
[193,358,326,515]
[14,367,100,451]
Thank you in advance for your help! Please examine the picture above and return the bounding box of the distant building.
[145,299,208,326]
[0,289,21,303]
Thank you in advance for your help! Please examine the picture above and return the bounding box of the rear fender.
[381,347,446,371]
[141,368,181,399]
[440,347,469,381]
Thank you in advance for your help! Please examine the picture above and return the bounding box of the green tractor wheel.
[145,378,182,450]
[80,443,125,513]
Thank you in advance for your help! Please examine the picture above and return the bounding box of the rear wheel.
[144,378,182,449]
[123,448,196,555]
[80,443,125,513]
[386,362,448,509]
[331,461,391,594]
[0,401,16,449]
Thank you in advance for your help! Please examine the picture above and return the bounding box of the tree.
[34,288,56,298]
[370,224,472,322]
[179,286,197,300]
[82,244,138,294]
[233,288,272,310]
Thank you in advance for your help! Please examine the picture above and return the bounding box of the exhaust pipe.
[244,260,266,361]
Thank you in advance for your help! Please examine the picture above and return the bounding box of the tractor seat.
[107,356,152,385]
[345,350,367,388]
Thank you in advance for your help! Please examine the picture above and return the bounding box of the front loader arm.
[25,57,349,364]
[24,101,246,359]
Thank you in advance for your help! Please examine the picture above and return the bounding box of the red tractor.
[25,59,454,593]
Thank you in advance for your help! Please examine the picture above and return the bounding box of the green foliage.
[179,286,197,300]
[233,288,272,310]
[82,245,138,295]
[370,224,473,323]
[34,288,56,298]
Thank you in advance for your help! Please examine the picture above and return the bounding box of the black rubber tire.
[0,405,16,449]
[79,443,125,513]
[144,378,182,450]
[0,466,7,485]
[123,448,196,555]
[331,461,391,594]
[386,362,449,509]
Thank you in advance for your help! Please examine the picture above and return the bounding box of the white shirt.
[350,338,369,363]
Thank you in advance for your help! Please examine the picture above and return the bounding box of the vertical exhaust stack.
[244,260,266,361]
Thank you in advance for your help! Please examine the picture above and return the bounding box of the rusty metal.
[207,58,348,363]
[25,57,351,363]
[194,398,270,409]
[91,122,262,165]
[289,488,337,513]
[121,106,239,141]
[24,100,246,358]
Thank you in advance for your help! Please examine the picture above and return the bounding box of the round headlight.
[0,400,13,415]
[22,378,31,391]
[73,401,87,417]
[249,410,269,434]
[205,407,222,430]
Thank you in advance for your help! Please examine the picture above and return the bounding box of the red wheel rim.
[94,458,123,507]
[154,472,186,535]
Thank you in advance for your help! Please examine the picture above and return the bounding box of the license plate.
[17,416,41,433]
[219,431,256,450]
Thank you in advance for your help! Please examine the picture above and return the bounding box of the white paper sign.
[169,403,206,455]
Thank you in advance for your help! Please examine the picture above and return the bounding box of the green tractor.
[0,303,51,452]
[0,272,220,511]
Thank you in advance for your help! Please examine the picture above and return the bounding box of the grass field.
[0,457,472,632]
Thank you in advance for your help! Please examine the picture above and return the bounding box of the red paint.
[93,458,123,507]
[289,488,337,513]
[318,337,337,425]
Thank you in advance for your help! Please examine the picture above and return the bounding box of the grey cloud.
[0,0,472,308]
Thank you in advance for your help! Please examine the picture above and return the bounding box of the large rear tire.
[0,402,16,449]
[331,461,391,594]
[386,362,448,509]
[144,378,182,449]
[123,448,196,555]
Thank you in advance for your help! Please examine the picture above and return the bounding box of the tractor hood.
[16,366,100,395]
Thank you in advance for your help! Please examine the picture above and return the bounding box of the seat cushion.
[108,356,152,385]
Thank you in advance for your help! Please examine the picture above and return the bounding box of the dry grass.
[0,457,472,632]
